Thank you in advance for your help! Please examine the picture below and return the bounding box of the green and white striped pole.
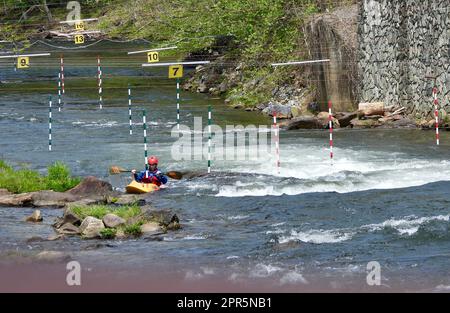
[57,73,62,112]
[97,56,103,109]
[48,96,52,151]
[143,109,149,178]
[128,85,132,135]
[176,78,180,130]
[208,105,212,173]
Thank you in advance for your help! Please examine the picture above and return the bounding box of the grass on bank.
[72,204,144,239]
[0,160,81,194]
[71,204,142,220]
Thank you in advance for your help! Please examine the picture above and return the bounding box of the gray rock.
[0,189,11,196]
[262,102,292,119]
[103,213,125,228]
[114,194,146,206]
[25,210,43,223]
[141,222,165,237]
[26,236,46,243]
[66,176,113,198]
[141,207,175,226]
[47,234,65,241]
[287,117,321,130]
[197,84,208,93]
[57,223,80,235]
[79,216,105,239]
[336,112,358,128]
[35,251,71,263]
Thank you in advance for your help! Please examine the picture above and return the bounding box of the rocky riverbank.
[0,176,181,242]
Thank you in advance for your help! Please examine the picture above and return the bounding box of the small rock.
[25,210,43,223]
[35,251,71,263]
[141,222,165,237]
[114,194,146,206]
[47,234,65,241]
[103,213,125,228]
[350,118,380,128]
[79,216,105,239]
[26,236,45,243]
[57,223,80,235]
[197,84,208,93]
[0,189,11,196]
[116,229,126,239]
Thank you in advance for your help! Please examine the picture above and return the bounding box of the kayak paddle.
[109,166,183,180]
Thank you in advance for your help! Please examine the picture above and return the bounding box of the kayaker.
[131,156,168,186]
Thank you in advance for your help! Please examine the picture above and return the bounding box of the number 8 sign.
[169,65,183,79]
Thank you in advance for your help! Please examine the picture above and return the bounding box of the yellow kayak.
[126,181,160,194]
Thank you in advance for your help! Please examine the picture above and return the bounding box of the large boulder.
[79,216,105,239]
[67,176,113,198]
[286,117,321,130]
[0,190,78,208]
[25,210,43,223]
[336,112,358,128]
[102,214,125,228]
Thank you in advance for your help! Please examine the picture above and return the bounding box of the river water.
[1,41,450,292]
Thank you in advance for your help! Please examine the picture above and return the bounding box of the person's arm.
[155,170,168,185]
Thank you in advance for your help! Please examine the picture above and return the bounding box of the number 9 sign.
[17,57,29,69]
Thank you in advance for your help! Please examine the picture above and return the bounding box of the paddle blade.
[165,171,183,180]
[110,166,127,174]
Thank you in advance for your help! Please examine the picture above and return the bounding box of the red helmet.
[148,156,159,165]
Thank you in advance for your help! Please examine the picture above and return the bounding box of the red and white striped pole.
[328,100,334,164]
[273,111,280,175]
[60,55,65,95]
[97,56,103,109]
[433,87,440,146]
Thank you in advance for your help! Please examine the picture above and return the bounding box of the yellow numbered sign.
[169,65,183,79]
[74,34,85,45]
[17,56,29,69]
[75,22,85,31]
[147,51,159,63]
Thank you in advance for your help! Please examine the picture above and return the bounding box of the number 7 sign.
[169,65,183,79]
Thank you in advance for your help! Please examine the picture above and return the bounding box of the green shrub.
[71,204,142,220]
[100,228,117,239]
[0,160,80,194]
[123,222,143,237]
[45,162,81,192]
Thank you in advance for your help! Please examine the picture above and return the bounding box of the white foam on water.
[279,271,309,285]
[213,141,450,197]
[227,215,250,220]
[276,214,450,244]
[362,214,450,236]
[249,263,283,278]
[278,229,354,244]
[183,234,208,240]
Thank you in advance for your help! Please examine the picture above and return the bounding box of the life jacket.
[139,169,162,186]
